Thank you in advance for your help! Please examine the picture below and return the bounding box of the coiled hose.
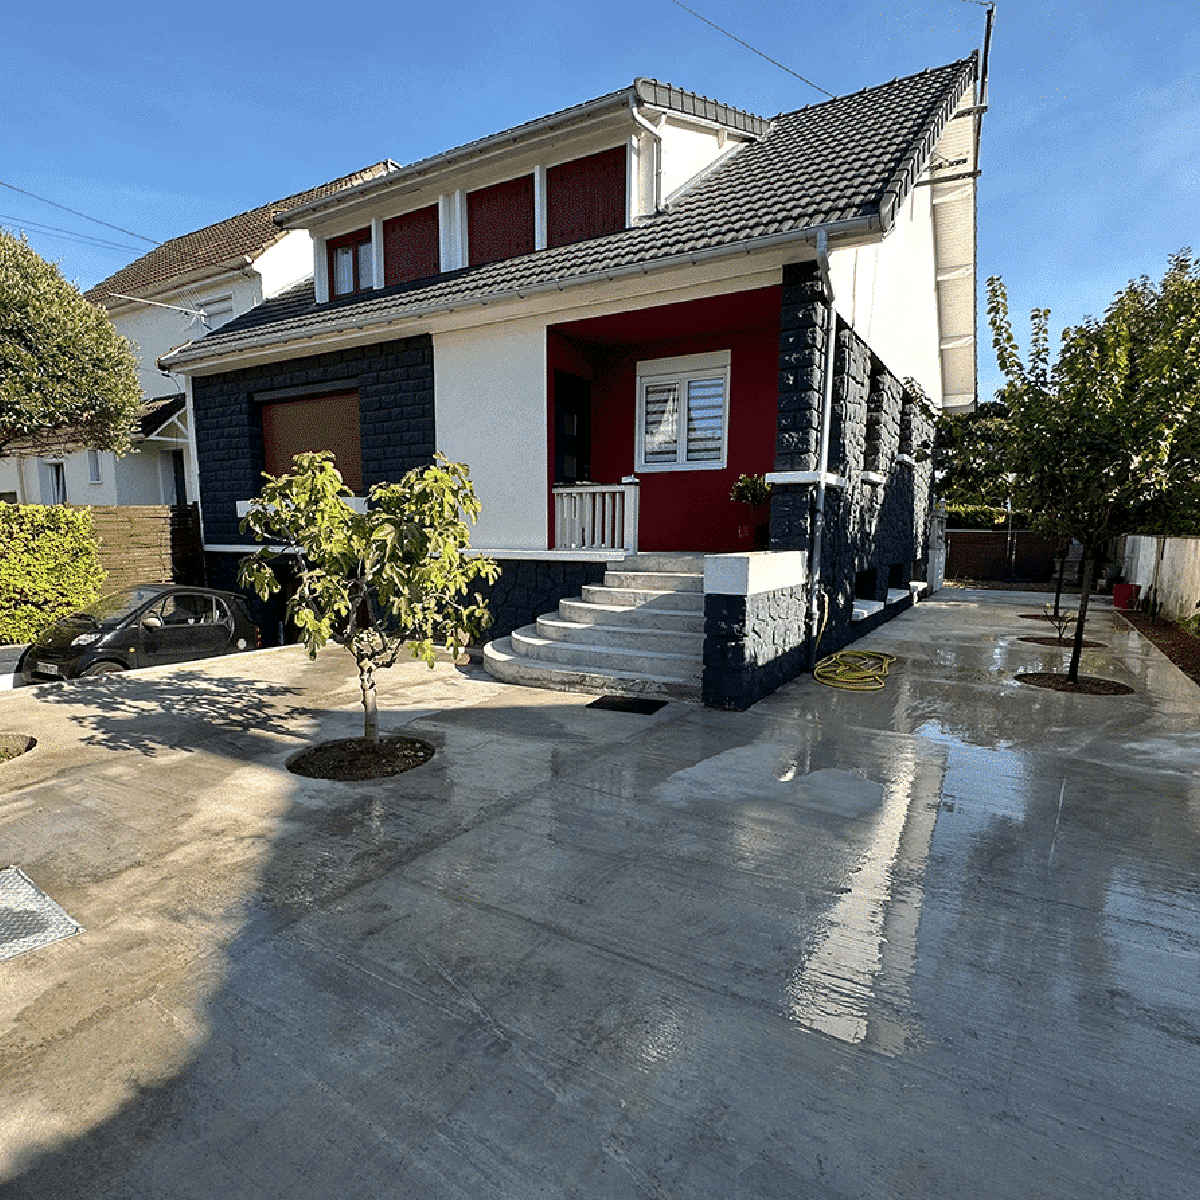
[810,589,897,690]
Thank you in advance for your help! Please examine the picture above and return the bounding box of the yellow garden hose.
[813,649,897,691]
[809,588,897,690]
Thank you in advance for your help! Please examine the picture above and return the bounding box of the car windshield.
[78,587,168,624]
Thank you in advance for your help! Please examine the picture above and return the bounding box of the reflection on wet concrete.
[3,598,1200,1198]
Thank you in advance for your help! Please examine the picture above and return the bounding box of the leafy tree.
[0,231,141,456]
[239,452,499,741]
[987,252,1200,681]
[932,399,1013,507]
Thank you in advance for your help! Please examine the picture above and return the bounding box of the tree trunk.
[1053,543,1068,618]
[1067,552,1094,684]
[358,656,379,742]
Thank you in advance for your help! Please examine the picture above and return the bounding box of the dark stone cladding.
[192,334,435,547]
[473,558,609,644]
[702,585,808,710]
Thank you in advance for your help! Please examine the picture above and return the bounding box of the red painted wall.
[547,287,782,552]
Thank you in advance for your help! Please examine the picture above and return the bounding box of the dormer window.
[328,228,373,296]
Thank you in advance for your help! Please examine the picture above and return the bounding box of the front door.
[553,372,591,485]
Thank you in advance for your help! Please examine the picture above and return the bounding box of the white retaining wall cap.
[852,599,885,621]
[703,550,808,596]
[861,471,886,485]
[886,588,909,604]
[466,548,629,561]
[764,470,850,489]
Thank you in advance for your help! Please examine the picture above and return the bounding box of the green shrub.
[945,503,1030,530]
[0,505,106,643]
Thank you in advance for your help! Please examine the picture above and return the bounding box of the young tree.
[932,399,1013,507]
[239,452,499,741]
[0,231,141,456]
[987,252,1200,681]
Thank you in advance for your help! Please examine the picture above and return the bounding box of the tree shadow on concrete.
[31,670,318,758]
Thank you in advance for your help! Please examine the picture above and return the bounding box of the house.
[160,55,982,708]
[0,164,392,509]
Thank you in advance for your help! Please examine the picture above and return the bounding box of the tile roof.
[164,56,976,371]
[136,393,186,439]
[86,163,394,309]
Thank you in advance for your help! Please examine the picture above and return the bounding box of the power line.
[667,0,836,98]
[0,179,160,245]
[0,214,146,255]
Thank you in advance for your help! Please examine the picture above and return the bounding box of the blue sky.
[4,0,1198,405]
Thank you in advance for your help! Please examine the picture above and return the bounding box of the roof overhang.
[160,215,881,376]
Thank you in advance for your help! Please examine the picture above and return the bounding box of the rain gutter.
[627,99,663,213]
[809,227,838,664]
[160,214,881,373]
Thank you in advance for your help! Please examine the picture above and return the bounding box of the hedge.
[0,505,106,643]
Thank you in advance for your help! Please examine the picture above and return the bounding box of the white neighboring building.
[0,162,393,508]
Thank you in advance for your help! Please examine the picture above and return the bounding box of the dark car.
[19,584,259,683]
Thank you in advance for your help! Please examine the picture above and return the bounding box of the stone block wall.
[192,335,435,547]
[702,585,808,710]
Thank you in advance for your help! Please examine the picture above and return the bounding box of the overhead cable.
[667,0,836,98]
[0,179,160,245]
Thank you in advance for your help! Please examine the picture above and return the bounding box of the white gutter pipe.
[628,100,663,213]
[809,228,837,662]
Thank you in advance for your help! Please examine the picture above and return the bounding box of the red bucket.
[1112,583,1140,610]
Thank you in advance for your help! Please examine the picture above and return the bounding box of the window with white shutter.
[635,351,730,472]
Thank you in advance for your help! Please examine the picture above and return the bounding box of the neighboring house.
[0,163,392,509]
[161,55,983,707]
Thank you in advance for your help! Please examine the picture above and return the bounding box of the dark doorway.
[553,372,592,485]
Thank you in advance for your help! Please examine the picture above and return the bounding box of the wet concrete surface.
[0,591,1197,1198]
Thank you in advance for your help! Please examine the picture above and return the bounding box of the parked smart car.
[18,584,259,683]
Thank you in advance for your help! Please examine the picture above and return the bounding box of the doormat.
[0,866,82,962]
[587,695,668,715]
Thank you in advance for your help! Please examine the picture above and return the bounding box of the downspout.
[809,229,837,664]
[628,99,663,213]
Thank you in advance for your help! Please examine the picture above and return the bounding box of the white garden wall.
[1122,535,1200,621]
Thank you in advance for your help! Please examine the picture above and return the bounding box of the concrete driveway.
[1,590,1198,1199]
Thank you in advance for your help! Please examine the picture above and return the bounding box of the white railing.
[553,482,638,552]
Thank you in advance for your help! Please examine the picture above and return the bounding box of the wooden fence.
[84,504,205,592]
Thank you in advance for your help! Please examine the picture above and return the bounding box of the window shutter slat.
[643,382,679,462]
[686,377,724,460]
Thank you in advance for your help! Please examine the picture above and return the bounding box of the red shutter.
[547,146,626,249]
[261,392,363,493]
[383,205,440,286]
[468,175,535,267]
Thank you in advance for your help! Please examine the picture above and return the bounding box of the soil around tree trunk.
[1014,673,1135,695]
[0,734,36,765]
[287,735,435,781]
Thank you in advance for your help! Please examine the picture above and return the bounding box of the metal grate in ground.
[0,866,82,962]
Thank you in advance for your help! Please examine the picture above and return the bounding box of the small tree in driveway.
[987,253,1200,682]
[239,452,499,742]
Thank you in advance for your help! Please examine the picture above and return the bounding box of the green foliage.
[239,452,499,740]
[730,473,772,506]
[944,504,1027,530]
[986,251,1200,679]
[933,401,1012,506]
[0,231,141,457]
[0,505,105,643]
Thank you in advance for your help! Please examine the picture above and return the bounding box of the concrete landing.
[1,592,1198,1199]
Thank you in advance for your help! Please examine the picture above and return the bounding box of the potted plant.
[731,474,772,549]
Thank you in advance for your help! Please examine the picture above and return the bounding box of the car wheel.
[80,661,126,677]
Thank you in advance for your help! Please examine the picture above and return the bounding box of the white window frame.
[86,448,102,484]
[635,350,731,473]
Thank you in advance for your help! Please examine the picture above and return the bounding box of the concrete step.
[558,597,704,633]
[535,614,703,656]
[621,552,707,573]
[603,570,703,593]
[581,584,705,611]
[483,637,700,700]
[510,626,702,680]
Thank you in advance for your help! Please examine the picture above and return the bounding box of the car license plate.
[34,661,63,677]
